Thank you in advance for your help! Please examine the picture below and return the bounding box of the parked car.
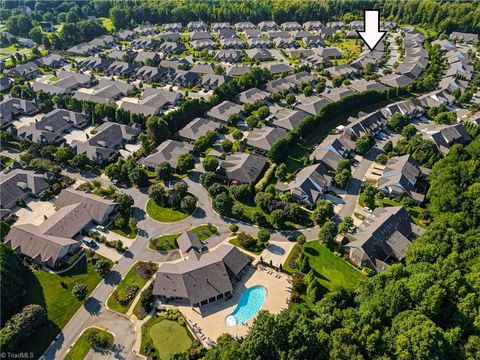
[83,239,98,248]
[363,207,373,213]
[96,225,106,232]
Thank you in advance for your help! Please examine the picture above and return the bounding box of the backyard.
[146,198,193,222]
[141,315,193,360]
[107,261,158,313]
[64,327,114,360]
[18,256,111,358]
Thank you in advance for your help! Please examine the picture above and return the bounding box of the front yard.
[107,261,158,313]
[19,255,112,358]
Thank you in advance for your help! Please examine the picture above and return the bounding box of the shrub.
[229,223,239,233]
[119,286,139,306]
[296,234,306,245]
[221,139,233,152]
[237,231,257,251]
[136,262,157,280]
[255,164,276,193]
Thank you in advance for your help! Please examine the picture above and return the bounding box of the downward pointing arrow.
[357,10,386,51]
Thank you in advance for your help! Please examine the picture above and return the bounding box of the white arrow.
[357,10,386,51]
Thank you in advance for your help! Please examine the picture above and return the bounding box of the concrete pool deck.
[178,265,291,344]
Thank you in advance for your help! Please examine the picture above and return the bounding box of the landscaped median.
[148,224,218,252]
[107,261,158,314]
[146,198,193,223]
[64,327,114,360]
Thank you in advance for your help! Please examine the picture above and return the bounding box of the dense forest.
[204,137,480,360]
[0,0,479,48]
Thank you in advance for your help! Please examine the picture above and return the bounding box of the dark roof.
[220,152,268,183]
[140,140,194,168]
[0,169,50,209]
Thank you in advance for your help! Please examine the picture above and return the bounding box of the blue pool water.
[225,285,266,326]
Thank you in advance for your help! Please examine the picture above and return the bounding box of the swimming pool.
[225,285,266,326]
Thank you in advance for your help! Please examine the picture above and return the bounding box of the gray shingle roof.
[219,152,268,184]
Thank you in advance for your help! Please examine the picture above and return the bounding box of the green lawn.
[302,242,365,292]
[107,262,158,313]
[141,316,193,360]
[189,224,218,241]
[146,199,192,222]
[283,243,302,273]
[64,328,114,360]
[149,233,180,252]
[19,256,111,358]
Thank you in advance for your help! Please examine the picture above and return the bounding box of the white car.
[363,207,373,213]
[96,225,106,232]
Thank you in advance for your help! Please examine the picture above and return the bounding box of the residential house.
[263,62,291,75]
[303,21,323,31]
[226,65,252,77]
[303,35,324,48]
[77,57,112,72]
[167,70,200,87]
[190,39,216,50]
[349,79,388,93]
[421,123,471,155]
[134,51,161,65]
[295,95,331,115]
[322,87,356,102]
[55,188,118,224]
[0,169,51,210]
[315,46,342,59]
[72,121,140,163]
[201,74,230,90]
[35,54,66,68]
[288,48,314,59]
[105,61,138,77]
[220,37,245,49]
[449,32,479,44]
[139,140,194,169]
[152,244,249,307]
[6,61,39,79]
[0,97,38,129]
[283,163,333,207]
[343,110,386,138]
[284,71,318,87]
[187,21,208,31]
[235,22,256,31]
[132,37,159,50]
[207,100,243,123]
[347,206,425,272]
[377,155,426,202]
[234,87,270,105]
[217,28,236,39]
[67,42,100,56]
[245,48,273,61]
[273,37,298,48]
[16,109,88,144]
[74,79,134,104]
[281,22,302,31]
[215,49,242,63]
[244,126,288,154]
[218,152,268,184]
[264,78,296,94]
[178,118,220,141]
[135,66,168,83]
[32,70,92,96]
[379,73,414,88]
[158,41,185,54]
[247,38,272,49]
[211,22,231,31]
[258,21,279,31]
[269,108,309,131]
[119,87,181,116]
[164,23,183,33]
